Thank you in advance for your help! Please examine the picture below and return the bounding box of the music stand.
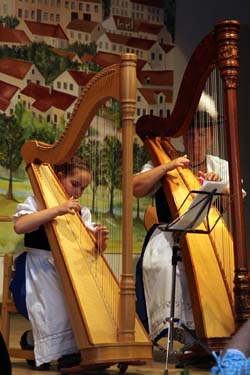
[157,180,226,375]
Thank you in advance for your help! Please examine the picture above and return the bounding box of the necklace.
[190,159,206,168]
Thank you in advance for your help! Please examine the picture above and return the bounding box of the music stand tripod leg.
[164,232,182,375]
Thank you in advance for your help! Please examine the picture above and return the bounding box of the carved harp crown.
[21,54,152,368]
[137,20,250,349]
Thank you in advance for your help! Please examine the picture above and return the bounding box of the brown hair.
[53,155,90,176]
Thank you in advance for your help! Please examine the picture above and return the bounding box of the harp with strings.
[136,20,250,349]
[21,54,152,368]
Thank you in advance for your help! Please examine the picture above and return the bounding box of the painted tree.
[0,113,24,200]
[101,135,122,217]
[0,103,56,200]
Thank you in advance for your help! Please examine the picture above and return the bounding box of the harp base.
[59,342,152,374]
[77,341,152,366]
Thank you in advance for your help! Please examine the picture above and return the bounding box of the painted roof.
[137,70,173,86]
[67,70,95,85]
[21,83,76,111]
[91,52,121,67]
[66,19,99,32]
[50,48,79,61]
[0,24,31,45]
[24,20,68,40]
[0,58,32,79]
[105,32,155,50]
[81,51,146,69]
[0,80,19,110]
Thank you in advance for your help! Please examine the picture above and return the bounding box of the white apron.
[13,196,94,366]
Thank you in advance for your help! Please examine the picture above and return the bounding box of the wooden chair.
[144,205,159,231]
[1,253,34,361]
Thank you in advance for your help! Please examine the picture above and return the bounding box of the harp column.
[118,54,137,341]
[215,20,250,325]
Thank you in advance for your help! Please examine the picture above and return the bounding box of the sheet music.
[165,180,226,231]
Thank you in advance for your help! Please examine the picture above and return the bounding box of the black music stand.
[157,180,226,375]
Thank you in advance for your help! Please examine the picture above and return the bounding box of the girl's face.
[58,167,91,199]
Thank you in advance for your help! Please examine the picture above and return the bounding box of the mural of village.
[0,0,176,256]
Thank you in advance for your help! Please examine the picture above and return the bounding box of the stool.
[144,205,159,231]
[1,253,34,361]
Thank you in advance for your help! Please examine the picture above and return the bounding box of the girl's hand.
[57,197,81,216]
[90,223,109,254]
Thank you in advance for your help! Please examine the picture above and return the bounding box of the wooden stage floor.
[3,314,212,375]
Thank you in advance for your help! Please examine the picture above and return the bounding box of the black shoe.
[20,330,34,351]
[175,342,215,369]
[20,330,50,371]
[57,352,81,370]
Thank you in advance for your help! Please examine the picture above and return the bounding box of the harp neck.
[136,20,250,328]
[136,19,240,139]
[22,54,137,165]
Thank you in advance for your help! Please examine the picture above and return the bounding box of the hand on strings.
[90,223,109,254]
[167,155,190,171]
[197,170,221,182]
[57,197,81,216]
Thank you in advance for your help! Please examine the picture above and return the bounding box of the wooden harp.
[136,20,250,349]
[21,54,152,367]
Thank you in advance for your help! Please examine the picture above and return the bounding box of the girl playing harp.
[10,156,109,370]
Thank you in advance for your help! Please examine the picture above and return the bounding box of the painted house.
[0,80,19,115]
[13,0,103,29]
[136,69,173,118]
[102,15,171,44]
[66,19,104,45]
[0,23,31,47]
[0,57,45,89]
[53,69,95,97]
[96,30,172,68]
[20,82,77,125]
[17,20,69,49]
[50,49,82,65]
[109,0,165,25]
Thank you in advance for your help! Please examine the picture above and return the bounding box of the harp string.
[73,98,123,319]
[154,69,234,301]
[39,161,120,324]
[177,69,234,297]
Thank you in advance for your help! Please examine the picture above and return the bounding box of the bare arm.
[14,198,81,234]
[133,156,190,198]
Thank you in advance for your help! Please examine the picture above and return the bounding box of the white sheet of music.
[167,180,227,231]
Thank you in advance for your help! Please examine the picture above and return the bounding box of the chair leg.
[1,253,35,361]
[1,254,13,347]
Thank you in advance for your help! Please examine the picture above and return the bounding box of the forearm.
[14,206,61,234]
[133,163,171,198]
